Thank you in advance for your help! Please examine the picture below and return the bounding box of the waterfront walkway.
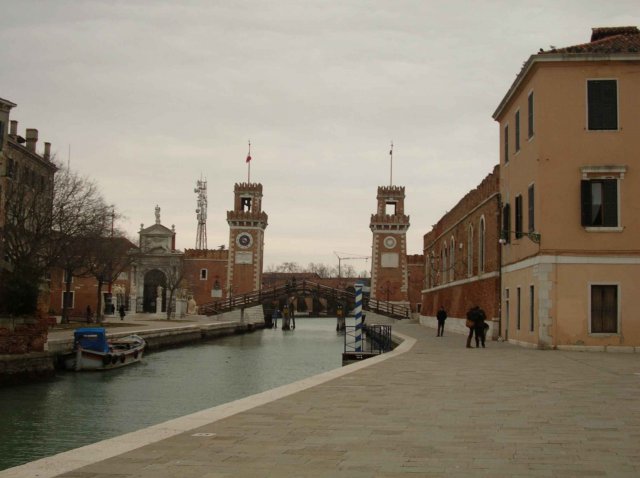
[5,315,640,477]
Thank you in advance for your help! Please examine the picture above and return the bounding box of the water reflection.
[0,318,343,471]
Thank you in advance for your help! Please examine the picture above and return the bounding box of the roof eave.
[492,52,640,121]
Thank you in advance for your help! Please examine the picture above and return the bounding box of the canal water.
[0,318,344,471]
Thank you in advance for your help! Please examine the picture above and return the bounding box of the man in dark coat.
[436,305,447,337]
[473,306,487,348]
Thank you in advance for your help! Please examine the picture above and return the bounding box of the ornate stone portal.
[131,207,183,313]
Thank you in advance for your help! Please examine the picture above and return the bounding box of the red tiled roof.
[541,26,640,55]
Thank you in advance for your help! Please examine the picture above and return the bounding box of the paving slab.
[3,316,640,477]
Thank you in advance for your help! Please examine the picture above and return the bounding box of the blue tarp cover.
[73,327,109,353]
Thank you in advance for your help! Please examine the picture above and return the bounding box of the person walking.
[118,304,126,321]
[476,307,487,348]
[465,307,476,348]
[466,306,487,348]
[436,305,447,337]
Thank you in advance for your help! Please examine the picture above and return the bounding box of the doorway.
[143,269,166,313]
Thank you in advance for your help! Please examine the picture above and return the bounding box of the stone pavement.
[6,317,640,477]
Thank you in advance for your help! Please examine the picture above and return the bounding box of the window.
[515,195,523,239]
[442,244,448,283]
[591,285,618,333]
[515,110,520,152]
[467,225,473,277]
[62,291,75,309]
[588,80,617,130]
[529,285,535,332]
[581,179,618,227]
[385,201,397,215]
[504,124,509,163]
[528,184,535,232]
[241,197,252,212]
[449,237,455,282]
[200,269,208,280]
[516,287,521,330]
[478,217,485,273]
[502,203,511,244]
[62,270,74,284]
[527,92,534,138]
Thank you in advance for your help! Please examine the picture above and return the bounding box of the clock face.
[236,232,253,248]
[383,236,397,249]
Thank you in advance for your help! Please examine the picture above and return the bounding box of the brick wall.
[0,317,48,354]
[421,165,501,320]
[183,249,228,306]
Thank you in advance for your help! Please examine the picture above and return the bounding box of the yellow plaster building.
[493,27,640,350]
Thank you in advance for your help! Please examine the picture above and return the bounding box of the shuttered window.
[528,184,535,232]
[504,125,509,163]
[580,179,618,227]
[591,285,618,333]
[527,92,534,138]
[515,111,520,152]
[588,80,617,130]
[502,203,511,243]
[515,195,523,238]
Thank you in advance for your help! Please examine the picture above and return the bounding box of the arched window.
[442,243,448,283]
[479,216,486,273]
[467,224,474,277]
[450,236,455,282]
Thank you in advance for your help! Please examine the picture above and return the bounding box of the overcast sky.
[1,1,637,271]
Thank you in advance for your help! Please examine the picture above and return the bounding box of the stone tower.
[370,186,410,304]
[226,183,268,296]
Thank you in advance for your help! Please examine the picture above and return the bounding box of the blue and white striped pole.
[354,284,363,352]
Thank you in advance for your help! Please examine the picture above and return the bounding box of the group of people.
[271,302,296,330]
[435,305,489,348]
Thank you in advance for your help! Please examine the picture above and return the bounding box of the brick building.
[0,97,56,353]
[419,166,501,337]
[370,186,410,305]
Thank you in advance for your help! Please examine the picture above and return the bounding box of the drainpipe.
[497,193,503,339]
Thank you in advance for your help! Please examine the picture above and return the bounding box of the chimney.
[10,120,17,136]
[25,128,38,152]
[44,142,51,160]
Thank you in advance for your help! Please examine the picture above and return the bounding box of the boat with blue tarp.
[63,327,145,371]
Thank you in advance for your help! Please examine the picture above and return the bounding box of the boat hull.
[64,335,145,371]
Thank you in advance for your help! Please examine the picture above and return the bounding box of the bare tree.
[1,163,114,316]
[164,259,186,320]
[86,235,136,322]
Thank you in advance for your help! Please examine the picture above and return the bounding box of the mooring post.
[354,284,363,352]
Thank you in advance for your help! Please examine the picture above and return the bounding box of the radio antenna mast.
[194,177,208,249]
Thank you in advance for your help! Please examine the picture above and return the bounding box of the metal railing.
[344,324,393,355]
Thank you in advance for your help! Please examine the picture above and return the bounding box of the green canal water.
[0,318,344,471]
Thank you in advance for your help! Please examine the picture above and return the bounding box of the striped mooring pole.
[354,284,363,352]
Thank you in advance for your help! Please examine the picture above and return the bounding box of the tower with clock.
[369,185,410,304]
[226,182,268,296]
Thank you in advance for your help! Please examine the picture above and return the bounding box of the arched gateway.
[143,269,166,312]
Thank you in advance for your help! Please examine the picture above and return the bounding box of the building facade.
[419,166,501,337]
[493,26,640,349]
[0,98,56,353]
[370,186,410,305]
[226,182,268,296]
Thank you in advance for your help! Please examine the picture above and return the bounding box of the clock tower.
[370,186,410,304]
[227,182,268,296]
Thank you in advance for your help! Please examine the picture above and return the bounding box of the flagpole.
[247,140,251,183]
[389,141,393,186]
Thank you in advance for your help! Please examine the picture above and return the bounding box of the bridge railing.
[198,279,411,320]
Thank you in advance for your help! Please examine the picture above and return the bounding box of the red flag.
[246,154,251,163]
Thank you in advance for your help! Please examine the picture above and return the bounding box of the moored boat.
[64,327,145,371]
